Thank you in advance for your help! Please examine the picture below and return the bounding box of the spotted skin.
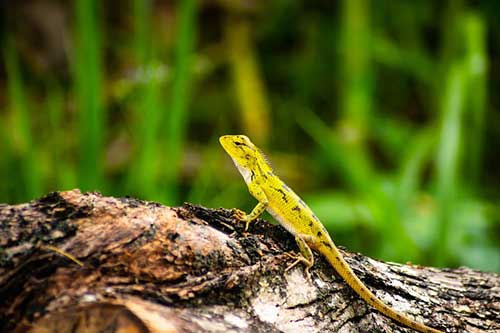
[219,135,442,333]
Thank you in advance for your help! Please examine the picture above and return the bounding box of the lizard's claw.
[284,252,312,280]
[231,208,247,220]
[231,209,251,231]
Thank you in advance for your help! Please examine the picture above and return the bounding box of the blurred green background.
[1,1,499,271]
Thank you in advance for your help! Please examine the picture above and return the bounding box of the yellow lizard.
[219,134,442,333]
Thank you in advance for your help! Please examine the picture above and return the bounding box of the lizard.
[219,134,442,333]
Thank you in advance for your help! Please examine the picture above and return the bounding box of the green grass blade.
[434,64,466,265]
[463,12,487,185]
[398,129,435,210]
[133,0,152,64]
[297,110,373,192]
[126,0,163,200]
[339,0,372,132]
[225,17,270,145]
[45,82,76,191]
[73,0,104,191]
[371,34,434,83]
[162,0,198,203]
[4,42,42,200]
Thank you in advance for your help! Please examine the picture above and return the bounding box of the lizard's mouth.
[219,135,254,157]
[219,135,232,152]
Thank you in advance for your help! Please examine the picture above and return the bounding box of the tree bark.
[0,190,498,333]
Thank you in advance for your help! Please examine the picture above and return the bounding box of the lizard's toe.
[231,208,247,220]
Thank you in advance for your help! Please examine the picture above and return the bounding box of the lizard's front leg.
[285,235,315,279]
[234,182,268,231]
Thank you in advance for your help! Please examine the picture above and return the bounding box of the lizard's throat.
[233,161,253,185]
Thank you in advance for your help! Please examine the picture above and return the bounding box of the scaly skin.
[220,134,442,333]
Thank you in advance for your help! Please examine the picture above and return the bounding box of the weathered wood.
[0,190,498,333]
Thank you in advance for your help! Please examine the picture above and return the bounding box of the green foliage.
[1,1,498,271]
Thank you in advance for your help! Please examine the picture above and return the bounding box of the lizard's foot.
[285,252,312,280]
[231,209,252,231]
[231,208,247,220]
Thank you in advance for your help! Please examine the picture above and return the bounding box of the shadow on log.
[0,190,498,333]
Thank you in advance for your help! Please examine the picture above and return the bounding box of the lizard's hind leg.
[285,235,315,279]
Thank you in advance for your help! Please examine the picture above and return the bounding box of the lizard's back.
[261,174,331,249]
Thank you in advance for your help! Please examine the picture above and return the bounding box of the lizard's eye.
[234,142,244,146]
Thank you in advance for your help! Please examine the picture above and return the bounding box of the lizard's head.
[219,135,258,164]
[219,135,270,181]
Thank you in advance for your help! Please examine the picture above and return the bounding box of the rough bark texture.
[0,190,498,333]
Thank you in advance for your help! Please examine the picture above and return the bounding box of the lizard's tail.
[320,244,442,333]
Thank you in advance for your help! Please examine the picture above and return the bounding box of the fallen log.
[0,190,498,332]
